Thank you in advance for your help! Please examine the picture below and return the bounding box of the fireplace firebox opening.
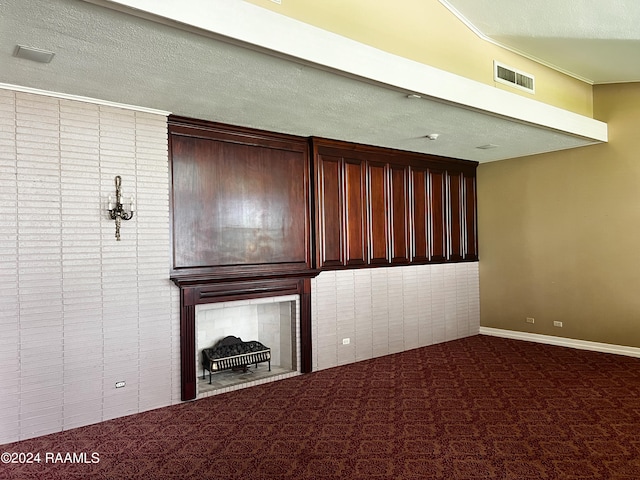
[195,295,300,397]
[172,276,313,402]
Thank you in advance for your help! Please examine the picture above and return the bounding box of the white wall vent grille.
[494,61,535,94]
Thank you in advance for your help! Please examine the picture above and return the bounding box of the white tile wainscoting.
[311,263,480,371]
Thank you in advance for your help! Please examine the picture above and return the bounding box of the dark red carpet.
[2,335,640,479]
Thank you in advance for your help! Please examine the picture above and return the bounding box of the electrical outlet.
[115,381,126,388]
[342,338,350,345]
[526,317,535,324]
[553,321,563,328]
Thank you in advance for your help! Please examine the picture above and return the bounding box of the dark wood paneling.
[429,169,447,262]
[344,159,367,266]
[390,164,410,264]
[169,117,313,281]
[464,174,478,260]
[171,137,306,266]
[310,137,478,269]
[316,155,343,267]
[411,168,429,262]
[448,172,464,261]
[367,161,390,265]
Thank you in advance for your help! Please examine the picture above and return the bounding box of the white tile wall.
[0,89,20,444]
[197,303,260,355]
[0,90,176,444]
[311,263,480,371]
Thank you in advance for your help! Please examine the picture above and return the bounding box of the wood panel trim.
[180,304,197,401]
[464,175,478,260]
[390,164,410,264]
[447,171,464,261]
[170,116,309,153]
[366,160,391,265]
[312,137,478,173]
[315,154,344,267]
[410,167,429,263]
[429,168,447,262]
[344,159,368,266]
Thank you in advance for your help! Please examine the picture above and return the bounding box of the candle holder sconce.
[108,175,134,241]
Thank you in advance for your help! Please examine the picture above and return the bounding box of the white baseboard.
[480,327,640,358]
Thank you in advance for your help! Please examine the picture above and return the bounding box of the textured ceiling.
[0,0,607,163]
[442,0,640,84]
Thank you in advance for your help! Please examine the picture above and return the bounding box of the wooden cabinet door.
[367,161,390,265]
[390,164,410,264]
[429,169,447,262]
[447,171,464,261]
[344,159,367,266]
[411,168,429,263]
[316,154,344,268]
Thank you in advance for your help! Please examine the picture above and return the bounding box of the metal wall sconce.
[108,175,134,241]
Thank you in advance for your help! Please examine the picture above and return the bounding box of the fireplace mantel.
[173,274,317,401]
[170,267,320,290]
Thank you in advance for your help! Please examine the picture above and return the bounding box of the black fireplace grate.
[201,335,271,384]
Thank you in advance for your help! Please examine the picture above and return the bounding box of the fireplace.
[172,276,314,401]
[196,294,301,397]
[169,118,317,401]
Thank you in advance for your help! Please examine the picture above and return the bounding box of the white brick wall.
[0,89,19,444]
[0,89,178,444]
[311,263,480,371]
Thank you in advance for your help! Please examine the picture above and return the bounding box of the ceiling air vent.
[494,61,535,94]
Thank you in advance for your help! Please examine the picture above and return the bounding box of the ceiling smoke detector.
[13,45,55,63]
[425,133,440,140]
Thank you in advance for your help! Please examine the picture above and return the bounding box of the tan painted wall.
[477,82,640,347]
[246,0,593,116]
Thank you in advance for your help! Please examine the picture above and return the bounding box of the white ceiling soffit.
[441,0,640,85]
[0,0,606,163]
